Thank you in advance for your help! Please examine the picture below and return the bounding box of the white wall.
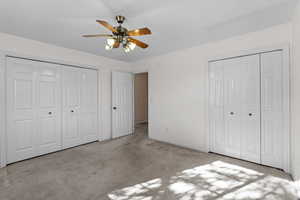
[0,32,131,70]
[132,23,292,154]
[292,1,300,181]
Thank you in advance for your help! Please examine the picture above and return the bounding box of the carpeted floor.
[0,124,299,200]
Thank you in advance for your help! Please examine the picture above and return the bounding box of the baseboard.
[148,136,207,153]
[294,173,300,181]
[135,120,148,125]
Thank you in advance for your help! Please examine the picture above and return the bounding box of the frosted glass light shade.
[128,42,136,51]
[105,44,113,50]
[107,38,115,46]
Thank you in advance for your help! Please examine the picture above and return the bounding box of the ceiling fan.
[83,16,151,53]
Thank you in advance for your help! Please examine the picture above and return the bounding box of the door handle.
[230,112,234,115]
[249,113,253,116]
[71,110,74,113]
[48,112,52,115]
[113,107,117,110]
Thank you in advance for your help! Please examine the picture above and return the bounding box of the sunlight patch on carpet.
[107,161,299,200]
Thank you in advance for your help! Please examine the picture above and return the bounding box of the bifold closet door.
[112,72,134,138]
[238,55,261,163]
[210,52,288,170]
[210,55,260,163]
[261,51,285,169]
[6,57,98,163]
[223,57,243,159]
[62,67,81,149]
[35,62,62,155]
[7,58,37,163]
[80,68,98,143]
[223,55,260,163]
[209,61,225,154]
[7,58,62,164]
[62,67,98,148]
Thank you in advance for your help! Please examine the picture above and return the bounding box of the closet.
[6,57,98,164]
[209,50,289,171]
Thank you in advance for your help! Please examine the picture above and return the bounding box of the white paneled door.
[7,57,61,163]
[7,58,37,163]
[212,55,261,163]
[209,51,288,170]
[62,67,98,149]
[238,55,260,163]
[62,67,81,149]
[112,72,134,138]
[223,57,244,159]
[261,51,284,169]
[36,62,62,155]
[80,68,98,144]
[209,61,225,154]
[6,57,99,164]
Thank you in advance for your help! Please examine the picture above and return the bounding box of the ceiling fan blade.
[96,20,117,33]
[82,34,112,38]
[113,41,120,48]
[128,37,149,49]
[127,27,152,36]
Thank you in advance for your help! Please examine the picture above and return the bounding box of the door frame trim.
[0,50,102,168]
[206,43,291,173]
[132,71,150,136]
[0,53,6,168]
[133,72,149,127]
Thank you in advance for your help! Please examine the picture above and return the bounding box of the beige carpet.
[0,125,299,200]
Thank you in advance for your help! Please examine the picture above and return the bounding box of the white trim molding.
[0,53,6,168]
[282,46,291,174]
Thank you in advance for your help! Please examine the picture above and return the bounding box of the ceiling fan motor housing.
[116,15,125,24]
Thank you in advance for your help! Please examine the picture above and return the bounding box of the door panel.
[223,57,243,158]
[62,67,81,149]
[36,62,62,155]
[239,55,261,163]
[15,120,34,151]
[209,61,225,154]
[261,51,284,169]
[7,58,37,163]
[80,69,98,143]
[15,80,33,109]
[112,72,134,138]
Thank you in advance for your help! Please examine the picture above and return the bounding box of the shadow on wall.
[108,161,300,200]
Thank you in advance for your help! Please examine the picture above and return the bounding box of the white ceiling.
[0,0,297,62]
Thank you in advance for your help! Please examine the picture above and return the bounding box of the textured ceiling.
[0,0,297,62]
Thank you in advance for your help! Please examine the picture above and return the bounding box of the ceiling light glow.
[107,38,115,46]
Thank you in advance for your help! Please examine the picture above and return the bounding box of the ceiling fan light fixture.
[128,42,136,51]
[124,45,131,53]
[107,37,116,46]
[123,41,136,53]
[83,16,151,52]
[105,44,113,51]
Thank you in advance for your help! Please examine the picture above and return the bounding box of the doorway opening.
[134,72,148,135]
